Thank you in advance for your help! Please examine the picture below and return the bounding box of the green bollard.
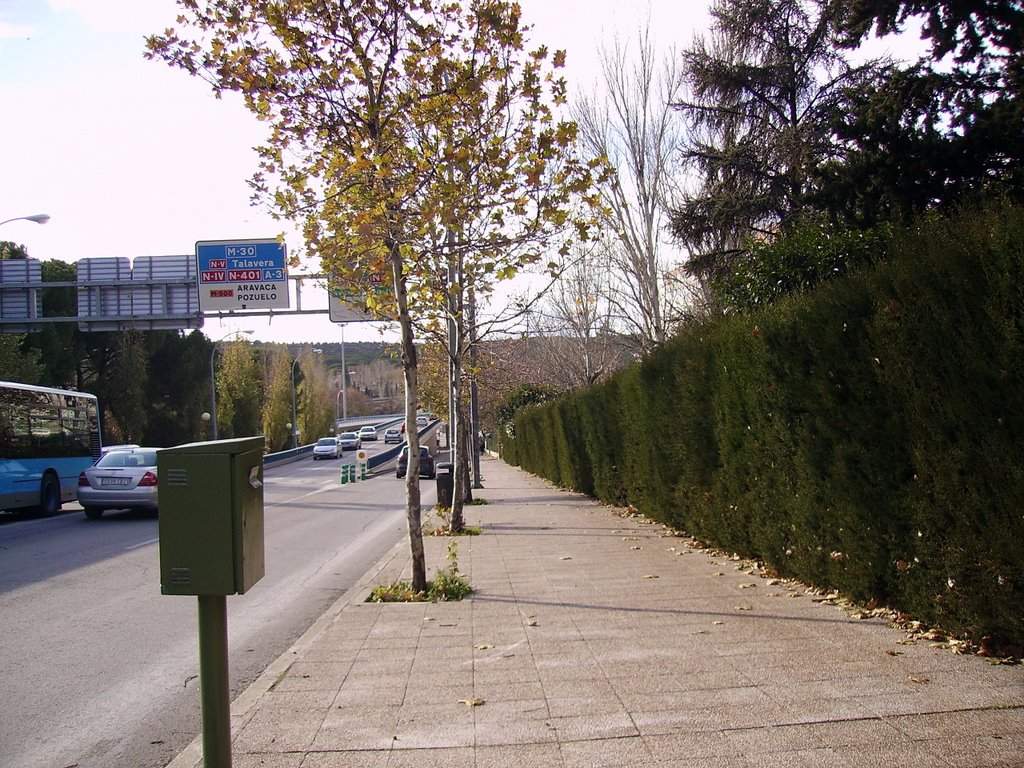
[340,465,348,484]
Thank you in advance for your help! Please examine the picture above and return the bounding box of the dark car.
[396,445,435,479]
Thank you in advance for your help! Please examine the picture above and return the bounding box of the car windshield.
[96,450,157,467]
[340,433,358,439]
[317,438,336,446]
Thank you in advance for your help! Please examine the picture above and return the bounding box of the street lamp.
[0,213,50,227]
[209,330,254,440]
[290,348,323,449]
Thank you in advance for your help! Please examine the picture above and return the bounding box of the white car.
[312,437,342,460]
[358,426,378,441]
[338,432,362,450]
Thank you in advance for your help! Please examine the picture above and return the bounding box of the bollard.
[340,464,350,484]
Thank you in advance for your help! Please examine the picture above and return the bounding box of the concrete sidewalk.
[171,456,1023,768]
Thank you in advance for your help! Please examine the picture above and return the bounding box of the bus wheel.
[38,472,62,516]
[83,506,104,520]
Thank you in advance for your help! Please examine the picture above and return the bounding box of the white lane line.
[126,537,159,550]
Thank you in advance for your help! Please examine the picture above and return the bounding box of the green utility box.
[158,437,265,596]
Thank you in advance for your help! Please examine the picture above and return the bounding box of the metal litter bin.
[435,462,453,508]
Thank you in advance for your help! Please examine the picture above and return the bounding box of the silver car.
[78,447,160,519]
[337,432,361,450]
[313,437,342,460]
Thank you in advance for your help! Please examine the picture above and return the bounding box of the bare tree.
[574,23,689,350]
[535,249,625,389]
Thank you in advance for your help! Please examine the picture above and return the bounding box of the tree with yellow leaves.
[148,0,597,591]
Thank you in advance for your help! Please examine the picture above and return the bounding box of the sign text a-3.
[195,238,290,311]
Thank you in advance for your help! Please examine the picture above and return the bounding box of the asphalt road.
[0,441,428,768]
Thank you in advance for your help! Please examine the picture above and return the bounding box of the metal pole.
[340,324,348,420]
[446,230,457,452]
[197,594,231,768]
[209,346,219,441]
[469,284,482,488]
[290,358,299,449]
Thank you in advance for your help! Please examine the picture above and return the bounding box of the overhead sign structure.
[328,273,392,323]
[196,239,289,312]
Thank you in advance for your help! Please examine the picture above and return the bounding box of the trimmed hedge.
[504,202,1024,644]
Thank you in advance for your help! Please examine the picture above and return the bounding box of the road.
[0,440,429,768]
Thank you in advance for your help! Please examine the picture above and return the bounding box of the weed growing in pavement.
[423,504,482,536]
[367,540,472,603]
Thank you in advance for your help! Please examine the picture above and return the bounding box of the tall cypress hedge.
[506,202,1024,644]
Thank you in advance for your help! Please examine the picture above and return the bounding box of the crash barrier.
[340,464,356,484]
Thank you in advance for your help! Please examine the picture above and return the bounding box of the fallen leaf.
[559,556,572,560]
[886,649,903,656]
[712,620,724,625]
[739,583,756,589]
[526,619,538,626]
[734,605,752,611]
[475,644,494,650]
[642,574,659,579]
[458,697,486,707]
[631,546,642,550]
[907,675,929,684]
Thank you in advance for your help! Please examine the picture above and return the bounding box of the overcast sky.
[3,1,908,345]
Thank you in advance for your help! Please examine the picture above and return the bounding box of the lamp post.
[339,323,348,422]
[209,330,254,440]
[290,348,323,449]
[0,213,50,227]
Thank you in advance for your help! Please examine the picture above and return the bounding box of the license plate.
[100,477,131,487]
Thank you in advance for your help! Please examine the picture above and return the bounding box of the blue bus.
[0,381,101,515]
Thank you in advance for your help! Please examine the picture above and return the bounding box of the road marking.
[126,537,159,550]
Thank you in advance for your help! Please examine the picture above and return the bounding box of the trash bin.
[435,462,453,508]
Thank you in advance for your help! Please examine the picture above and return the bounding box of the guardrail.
[264,421,441,471]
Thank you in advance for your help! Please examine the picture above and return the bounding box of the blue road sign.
[196,239,289,311]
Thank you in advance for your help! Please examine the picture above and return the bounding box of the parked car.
[358,426,378,441]
[396,444,435,479]
[99,443,140,458]
[383,427,402,444]
[313,437,342,460]
[338,432,362,450]
[78,447,161,519]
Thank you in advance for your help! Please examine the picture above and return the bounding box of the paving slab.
[169,456,1024,768]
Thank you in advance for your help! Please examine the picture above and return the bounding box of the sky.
[0,1,911,345]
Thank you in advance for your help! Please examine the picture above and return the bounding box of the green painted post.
[197,594,231,768]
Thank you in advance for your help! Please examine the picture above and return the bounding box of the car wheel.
[38,472,61,516]
[83,506,104,520]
